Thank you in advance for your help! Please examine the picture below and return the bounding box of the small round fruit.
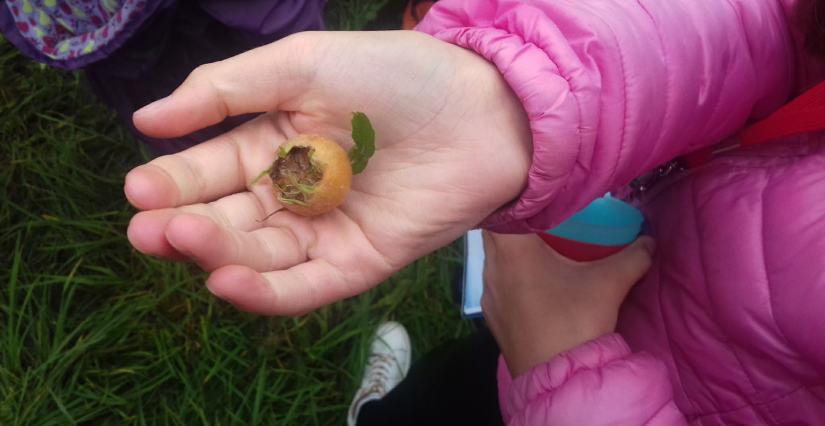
[269,133,352,216]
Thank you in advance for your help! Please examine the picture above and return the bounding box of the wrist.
[503,320,616,378]
[454,48,533,205]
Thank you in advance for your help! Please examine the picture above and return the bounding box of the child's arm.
[418,0,799,233]
[480,232,686,425]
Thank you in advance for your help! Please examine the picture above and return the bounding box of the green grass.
[0,1,475,424]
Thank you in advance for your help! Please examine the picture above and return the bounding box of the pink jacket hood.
[419,0,825,424]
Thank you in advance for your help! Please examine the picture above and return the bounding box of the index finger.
[124,113,287,210]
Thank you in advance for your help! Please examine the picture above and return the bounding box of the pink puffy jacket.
[420,0,825,424]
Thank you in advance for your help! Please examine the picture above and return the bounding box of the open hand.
[125,31,532,316]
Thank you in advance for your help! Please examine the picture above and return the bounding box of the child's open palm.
[125,31,532,316]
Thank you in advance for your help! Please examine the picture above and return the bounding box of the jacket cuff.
[417,3,593,233]
[502,334,631,417]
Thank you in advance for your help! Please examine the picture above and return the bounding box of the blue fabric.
[545,196,643,246]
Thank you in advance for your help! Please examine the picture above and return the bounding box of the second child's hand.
[481,232,655,377]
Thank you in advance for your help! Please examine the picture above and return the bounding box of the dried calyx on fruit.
[250,112,376,218]
[271,146,322,205]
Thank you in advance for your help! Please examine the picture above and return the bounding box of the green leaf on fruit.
[348,112,375,175]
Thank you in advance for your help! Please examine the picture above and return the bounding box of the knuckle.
[280,32,319,82]
[188,63,214,83]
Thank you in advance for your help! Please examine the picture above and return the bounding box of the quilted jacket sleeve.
[416,0,798,233]
[496,334,687,425]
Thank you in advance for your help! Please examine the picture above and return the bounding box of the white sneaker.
[347,322,412,426]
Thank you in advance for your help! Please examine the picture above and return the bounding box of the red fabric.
[688,80,825,167]
[740,79,825,146]
[536,233,628,262]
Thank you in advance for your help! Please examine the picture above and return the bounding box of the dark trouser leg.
[356,327,504,426]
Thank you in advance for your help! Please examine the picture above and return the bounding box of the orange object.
[402,0,435,30]
[270,134,353,217]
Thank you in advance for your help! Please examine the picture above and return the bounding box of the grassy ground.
[0,1,475,425]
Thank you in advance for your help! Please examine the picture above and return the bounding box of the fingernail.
[135,95,170,116]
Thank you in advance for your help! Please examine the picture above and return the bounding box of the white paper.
[462,229,485,317]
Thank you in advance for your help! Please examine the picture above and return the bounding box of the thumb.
[132,32,319,139]
[590,236,656,293]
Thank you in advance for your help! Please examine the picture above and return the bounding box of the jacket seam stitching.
[690,174,765,410]
[691,384,823,420]
[635,0,671,172]
[589,11,628,188]
[664,178,700,416]
[756,177,786,425]
[677,164,802,423]
[641,401,674,426]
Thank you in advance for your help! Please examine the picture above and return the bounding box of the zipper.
[629,79,825,200]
